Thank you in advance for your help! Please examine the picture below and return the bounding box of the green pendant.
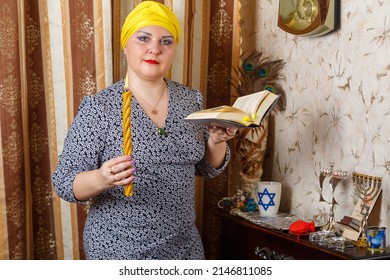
[156,128,167,136]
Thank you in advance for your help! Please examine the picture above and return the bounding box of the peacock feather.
[232,50,286,111]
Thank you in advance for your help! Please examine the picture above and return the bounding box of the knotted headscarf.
[120,1,181,49]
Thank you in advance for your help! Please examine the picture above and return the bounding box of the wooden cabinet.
[214,208,390,260]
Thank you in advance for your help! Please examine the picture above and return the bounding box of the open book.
[184,90,280,128]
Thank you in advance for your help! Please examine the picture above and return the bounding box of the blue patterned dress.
[52,79,230,259]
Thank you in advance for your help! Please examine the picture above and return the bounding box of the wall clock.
[277,0,336,37]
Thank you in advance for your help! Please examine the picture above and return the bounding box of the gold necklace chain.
[133,85,165,115]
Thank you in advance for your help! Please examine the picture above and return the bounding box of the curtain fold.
[0,0,240,260]
[201,0,240,259]
[1,0,33,260]
[0,0,112,260]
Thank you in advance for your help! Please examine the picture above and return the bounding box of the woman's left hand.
[207,126,238,144]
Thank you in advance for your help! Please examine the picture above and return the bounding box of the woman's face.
[124,25,177,81]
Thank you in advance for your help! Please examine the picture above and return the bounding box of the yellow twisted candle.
[123,78,133,196]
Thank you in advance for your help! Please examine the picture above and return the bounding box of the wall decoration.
[277,0,336,37]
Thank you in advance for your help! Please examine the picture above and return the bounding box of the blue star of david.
[258,188,276,211]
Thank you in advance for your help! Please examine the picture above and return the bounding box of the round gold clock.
[277,0,336,37]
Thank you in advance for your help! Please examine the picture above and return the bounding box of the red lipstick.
[144,59,159,64]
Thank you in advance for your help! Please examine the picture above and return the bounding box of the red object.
[289,220,315,241]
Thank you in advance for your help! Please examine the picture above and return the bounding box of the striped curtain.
[0,0,240,259]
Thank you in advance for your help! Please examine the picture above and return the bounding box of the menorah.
[319,162,348,232]
[352,172,382,247]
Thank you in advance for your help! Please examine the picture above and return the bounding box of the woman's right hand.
[101,155,135,188]
[73,155,135,201]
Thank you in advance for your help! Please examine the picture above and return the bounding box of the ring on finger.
[110,167,114,174]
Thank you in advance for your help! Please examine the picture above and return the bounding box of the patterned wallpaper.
[240,1,389,241]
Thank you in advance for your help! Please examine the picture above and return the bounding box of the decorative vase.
[232,116,269,202]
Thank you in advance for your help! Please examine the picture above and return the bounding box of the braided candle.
[122,90,133,196]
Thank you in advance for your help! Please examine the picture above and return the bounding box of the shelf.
[214,208,390,260]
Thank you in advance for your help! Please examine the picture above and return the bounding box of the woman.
[52,1,237,260]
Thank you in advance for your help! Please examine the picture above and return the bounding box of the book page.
[184,90,279,128]
[253,93,280,125]
[182,118,249,128]
[184,105,249,127]
[232,90,268,118]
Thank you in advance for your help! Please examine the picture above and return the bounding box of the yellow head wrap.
[120,1,181,49]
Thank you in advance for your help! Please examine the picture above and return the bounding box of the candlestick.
[319,162,347,232]
[352,172,382,247]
